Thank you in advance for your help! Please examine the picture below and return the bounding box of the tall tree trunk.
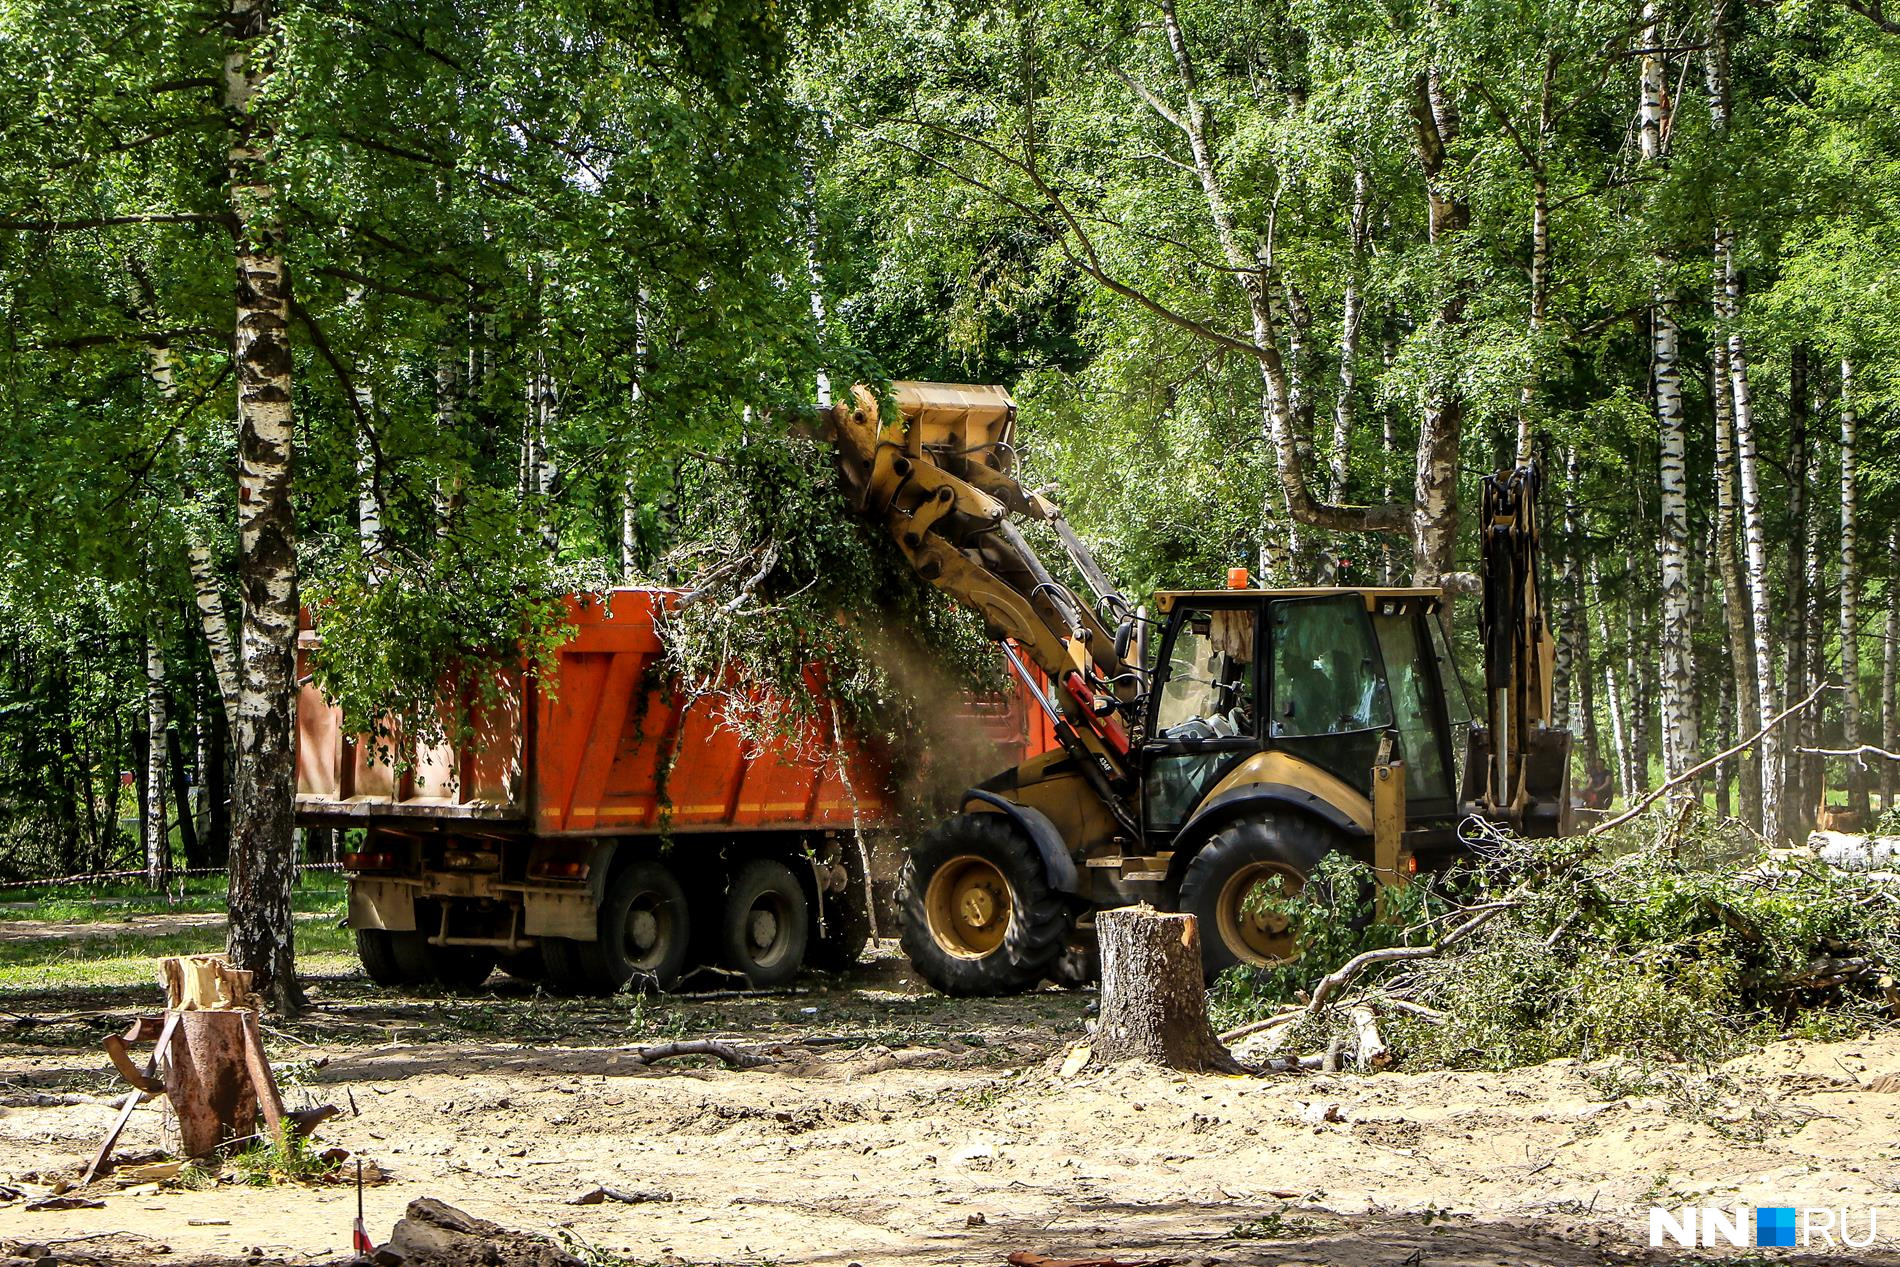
[1643,1,1695,790]
[1330,168,1369,502]
[1839,358,1868,819]
[224,0,302,1014]
[1709,5,1781,838]
[129,262,240,729]
[1711,337,1762,824]
[1150,0,1407,556]
[144,632,170,890]
[526,344,561,554]
[205,676,231,868]
[1516,166,1549,466]
[1591,558,1632,798]
[1882,528,1899,811]
[1407,68,1471,588]
[1627,597,1652,792]
[168,727,201,869]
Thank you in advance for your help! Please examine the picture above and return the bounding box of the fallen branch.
[1591,681,1834,836]
[630,1040,769,1069]
[1305,903,1509,1015]
[1798,743,1900,763]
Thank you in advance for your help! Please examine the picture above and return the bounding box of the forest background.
[0,0,1896,1007]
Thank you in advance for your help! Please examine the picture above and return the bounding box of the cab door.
[1140,603,1261,841]
[1263,594,1394,800]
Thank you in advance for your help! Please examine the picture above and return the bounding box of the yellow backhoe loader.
[825,381,1571,994]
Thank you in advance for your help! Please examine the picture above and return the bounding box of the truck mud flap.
[349,878,419,932]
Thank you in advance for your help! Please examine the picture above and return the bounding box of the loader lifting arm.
[824,383,1140,809]
[1461,462,1572,836]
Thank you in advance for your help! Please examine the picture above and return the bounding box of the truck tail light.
[530,859,590,881]
[343,851,398,872]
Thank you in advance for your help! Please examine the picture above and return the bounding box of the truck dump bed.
[295,587,1053,834]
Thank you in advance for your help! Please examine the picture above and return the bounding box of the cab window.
[1154,608,1257,738]
[1268,596,1392,738]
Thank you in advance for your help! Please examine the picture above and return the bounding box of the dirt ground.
[4,948,1900,1266]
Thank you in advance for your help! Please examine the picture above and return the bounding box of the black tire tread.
[720,858,810,988]
[898,813,1069,997]
[1177,813,1344,979]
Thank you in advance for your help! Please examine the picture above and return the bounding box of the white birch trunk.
[144,632,169,890]
[433,344,460,530]
[1711,339,1762,824]
[1643,2,1695,786]
[1710,5,1782,836]
[355,381,382,554]
[1329,169,1369,503]
[1839,359,1867,816]
[1151,0,1406,550]
[1882,528,1899,810]
[131,273,240,729]
[1590,557,1631,799]
[224,0,302,1013]
[801,163,833,410]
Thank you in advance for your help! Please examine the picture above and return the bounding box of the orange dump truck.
[295,588,1055,993]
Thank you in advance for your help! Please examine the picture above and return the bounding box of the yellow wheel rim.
[1216,861,1305,964]
[923,854,1014,959]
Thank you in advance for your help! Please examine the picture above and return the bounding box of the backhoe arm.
[1464,462,1572,835]
[825,383,1139,797]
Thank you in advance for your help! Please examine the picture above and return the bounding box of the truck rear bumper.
[346,873,598,943]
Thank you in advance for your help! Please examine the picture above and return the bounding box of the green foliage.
[651,438,1001,790]
[231,1129,341,1186]
[303,491,594,756]
[1394,831,1900,1070]
[1210,853,1440,1021]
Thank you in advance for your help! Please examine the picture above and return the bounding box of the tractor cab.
[1138,588,1470,846]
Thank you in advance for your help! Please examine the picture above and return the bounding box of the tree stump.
[1090,905,1239,1072]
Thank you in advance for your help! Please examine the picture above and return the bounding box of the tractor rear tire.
[898,813,1068,997]
[720,859,810,988]
[575,859,692,993]
[354,928,429,987]
[1177,815,1346,979]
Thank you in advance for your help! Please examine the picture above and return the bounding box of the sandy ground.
[3,955,1900,1265]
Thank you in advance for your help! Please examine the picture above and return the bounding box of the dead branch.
[1305,903,1510,1014]
[630,1040,769,1069]
[1590,680,1835,836]
[1799,744,1900,762]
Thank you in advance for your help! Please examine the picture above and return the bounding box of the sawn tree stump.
[1090,906,1239,1072]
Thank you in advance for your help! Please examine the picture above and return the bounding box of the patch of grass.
[2,871,347,920]
[231,1129,343,1187]
[0,916,354,992]
[1230,1209,1322,1240]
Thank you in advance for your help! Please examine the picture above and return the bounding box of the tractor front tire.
[898,813,1068,996]
[1177,815,1345,979]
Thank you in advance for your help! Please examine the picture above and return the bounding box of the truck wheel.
[423,944,497,989]
[1178,816,1341,978]
[720,860,809,988]
[540,937,594,994]
[577,860,691,993]
[354,928,429,987]
[808,850,874,972]
[497,945,547,983]
[898,813,1068,996]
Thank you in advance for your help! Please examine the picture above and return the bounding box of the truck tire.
[354,928,429,987]
[576,859,692,993]
[539,937,594,994]
[423,943,497,989]
[497,945,547,983]
[808,849,874,972]
[720,859,809,988]
[898,813,1068,996]
[1177,815,1343,979]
